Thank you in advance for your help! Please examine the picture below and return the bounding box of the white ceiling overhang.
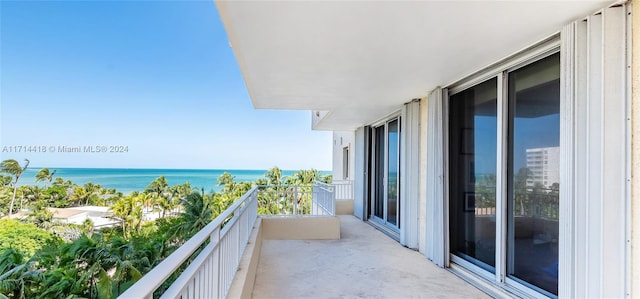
[215,0,614,131]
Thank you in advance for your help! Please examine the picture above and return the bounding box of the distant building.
[526,147,560,188]
[48,208,88,224]
[48,206,119,228]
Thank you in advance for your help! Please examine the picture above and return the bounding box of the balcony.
[252,215,488,298]
[120,182,487,298]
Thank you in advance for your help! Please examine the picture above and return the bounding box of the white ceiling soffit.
[216,0,614,131]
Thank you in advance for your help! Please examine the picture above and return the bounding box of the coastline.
[14,167,329,194]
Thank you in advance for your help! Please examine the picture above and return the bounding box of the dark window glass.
[387,119,399,226]
[449,78,497,272]
[374,126,385,219]
[507,53,560,295]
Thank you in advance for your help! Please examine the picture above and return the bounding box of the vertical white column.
[631,2,640,298]
[419,95,429,254]
[495,73,507,284]
[401,99,420,249]
[425,88,446,267]
[559,20,577,299]
[354,127,366,219]
[601,6,627,296]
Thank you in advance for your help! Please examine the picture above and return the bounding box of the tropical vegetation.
[0,161,330,298]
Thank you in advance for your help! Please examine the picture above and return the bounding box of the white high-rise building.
[526,147,560,188]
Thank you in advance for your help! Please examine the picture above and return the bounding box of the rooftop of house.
[48,208,87,219]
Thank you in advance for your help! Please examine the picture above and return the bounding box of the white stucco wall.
[419,96,428,254]
[632,2,639,297]
[332,131,355,181]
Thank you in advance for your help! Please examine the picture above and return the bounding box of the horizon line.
[20,166,332,172]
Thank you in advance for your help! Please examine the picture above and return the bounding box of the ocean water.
[15,168,310,194]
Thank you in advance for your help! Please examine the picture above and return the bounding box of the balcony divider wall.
[401,99,421,249]
[425,87,447,268]
[559,5,630,297]
[354,126,367,221]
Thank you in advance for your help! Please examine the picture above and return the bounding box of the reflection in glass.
[507,53,560,295]
[449,78,497,272]
[387,119,399,226]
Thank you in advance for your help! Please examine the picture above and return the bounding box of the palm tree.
[43,234,113,299]
[288,169,320,185]
[174,192,213,238]
[265,166,283,186]
[53,177,72,189]
[111,195,144,239]
[0,248,25,298]
[35,168,57,188]
[1,159,30,216]
[68,234,113,299]
[82,218,95,236]
[69,183,101,207]
[475,173,497,209]
[108,237,143,296]
[514,167,533,216]
[280,169,321,214]
[111,197,131,237]
[218,172,236,190]
[0,175,12,186]
[0,188,12,216]
[145,176,170,216]
[0,249,42,299]
[69,186,90,207]
[83,182,101,206]
[30,202,53,229]
[155,186,184,218]
[18,185,41,211]
[40,266,83,298]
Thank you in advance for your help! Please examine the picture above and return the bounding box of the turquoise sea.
[16,168,312,194]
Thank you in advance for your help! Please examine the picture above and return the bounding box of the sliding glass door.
[371,118,400,231]
[449,52,560,296]
[449,78,498,272]
[507,53,560,295]
[386,119,399,226]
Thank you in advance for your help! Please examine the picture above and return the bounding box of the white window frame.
[368,111,402,233]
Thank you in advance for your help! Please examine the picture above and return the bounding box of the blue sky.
[0,1,332,170]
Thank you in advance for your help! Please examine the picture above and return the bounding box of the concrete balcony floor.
[252,215,490,298]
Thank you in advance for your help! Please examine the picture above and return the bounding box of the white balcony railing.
[120,183,336,298]
[119,186,259,299]
[256,183,334,216]
[332,179,354,200]
[312,181,335,215]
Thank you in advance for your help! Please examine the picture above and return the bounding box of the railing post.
[211,227,221,298]
[312,185,317,215]
[332,186,336,215]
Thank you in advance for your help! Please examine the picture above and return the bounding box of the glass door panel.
[449,78,498,272]
[374,126,385,219]
[370,119,401,231]
[387,119,399,226]
[507,53,560,296]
